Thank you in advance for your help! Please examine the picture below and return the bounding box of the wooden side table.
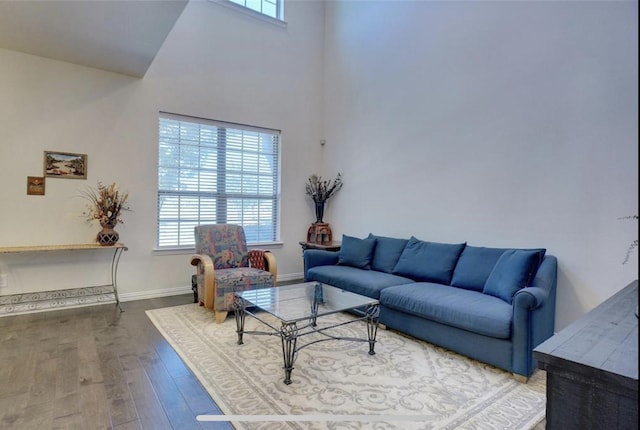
[298,241,341,252]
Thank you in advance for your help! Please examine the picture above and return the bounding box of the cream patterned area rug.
[146,304,546,430]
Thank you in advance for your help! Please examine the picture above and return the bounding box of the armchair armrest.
[190,254,215,309]
[263,251,277,281]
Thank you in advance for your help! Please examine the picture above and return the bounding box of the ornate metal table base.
[234,296,380,385]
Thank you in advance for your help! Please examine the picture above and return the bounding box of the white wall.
[322,0,638,330]
[1,0,637,331]
[0,0,325,298]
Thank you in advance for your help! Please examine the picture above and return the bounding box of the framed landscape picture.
[27,176,45,195]
[44,151,87,179]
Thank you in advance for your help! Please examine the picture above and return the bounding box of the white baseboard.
[120,286,192,302]
[119,272,305,302]
[277,272,304,282]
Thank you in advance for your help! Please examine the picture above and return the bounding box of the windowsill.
[153,241,285,255]
[207,0,287,28]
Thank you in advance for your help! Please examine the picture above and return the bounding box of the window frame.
[209,0,286,26]
[156,112,282,250]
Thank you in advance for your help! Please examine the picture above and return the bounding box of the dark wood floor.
[0,292,548,430]
[0,294,232,430]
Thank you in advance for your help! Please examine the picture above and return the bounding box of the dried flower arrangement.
[305,173,343,203]
[82,182,131,227]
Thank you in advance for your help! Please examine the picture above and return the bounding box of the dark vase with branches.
[305,173,343,224]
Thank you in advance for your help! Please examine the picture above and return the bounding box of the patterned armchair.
[190,224,277,323]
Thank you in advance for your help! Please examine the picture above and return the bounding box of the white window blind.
[157,112,280,248]
[228,0,282,20]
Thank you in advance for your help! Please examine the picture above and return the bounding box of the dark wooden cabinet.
[533,280,638,430]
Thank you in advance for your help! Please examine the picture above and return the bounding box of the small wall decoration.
[27,176,45,195]
[44,151,87,179]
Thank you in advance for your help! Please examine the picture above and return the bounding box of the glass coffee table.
[233,282,380,385]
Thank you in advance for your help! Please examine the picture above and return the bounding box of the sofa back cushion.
[367,234,408,273]
[392,237,466,284]
[452,246,547,292]
[450,246,509,291]
[483,249,546,303]
[337,234,377,270]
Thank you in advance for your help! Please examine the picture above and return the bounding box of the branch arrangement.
[620,215,638,265]
[305,173,343,203]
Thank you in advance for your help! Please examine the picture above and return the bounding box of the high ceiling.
[0,0,189,78]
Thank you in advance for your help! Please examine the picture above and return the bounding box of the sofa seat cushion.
[306,265,414,299]
[380,283,513,339]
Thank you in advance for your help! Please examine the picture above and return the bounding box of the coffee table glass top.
[237,282,378,323]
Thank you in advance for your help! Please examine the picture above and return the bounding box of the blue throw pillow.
[367,234,408,273]
[392,237,466,284]
[451,246,510,291]
[338,235,377,270]
[452,246,547,292]
[483,249,544,303]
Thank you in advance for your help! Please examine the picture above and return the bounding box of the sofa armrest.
[511,255,558,376]
[190,253,215,309]
[514,255,557,309]
[513,286,547,309]
[303,249,339,281]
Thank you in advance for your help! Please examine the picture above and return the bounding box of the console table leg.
[111,246,126,312]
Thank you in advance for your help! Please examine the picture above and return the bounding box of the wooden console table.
[0,243,128,311]
[533,280,638,429]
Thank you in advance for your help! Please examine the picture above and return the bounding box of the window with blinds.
[157,113,280,248]
[227,0,282,20]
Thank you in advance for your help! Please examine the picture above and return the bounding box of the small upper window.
[228,0,283,21]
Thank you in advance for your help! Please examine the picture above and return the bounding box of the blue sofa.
[303,234,558,380]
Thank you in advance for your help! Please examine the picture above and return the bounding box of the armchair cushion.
[195,224,249,269]
[248,249,267,270]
